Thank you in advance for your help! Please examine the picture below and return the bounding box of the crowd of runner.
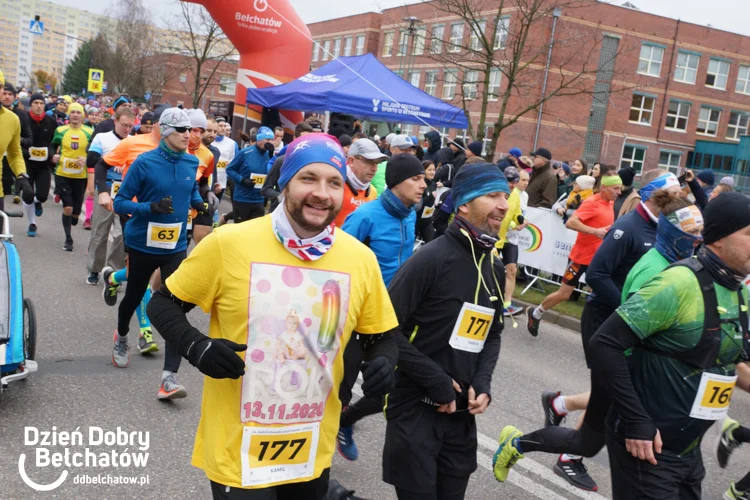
[0,66,748,500]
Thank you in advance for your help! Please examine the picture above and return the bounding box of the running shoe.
[12,195,20,204]
[503,305,523,317]
[554,456,598,491]
[325,479,366,500]
[724,483,750,500]
[218,213,228,226]
[542,391,566,427]
[112,331,130,368]
[138,329,159,354]
[717,417,741,468]
[63,238,73,252]
[102,267,120,307]
[26,224,36,237]
[86,272,99,286]
[54,194,61,204]
[83,218,92,230]
[337,425,359,461]
[492,425,524,482]
[158,374,187,400]
[34,201,43,217]
[526,306,540,337]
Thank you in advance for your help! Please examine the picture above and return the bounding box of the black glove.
[187,337,247,379]
[241,177,256,188]
[516,214,524,225]
[360,356,394,398]
[150,197,173,214]
[16,175,34,205]
[265,143,275,157]
[196,202,209,215]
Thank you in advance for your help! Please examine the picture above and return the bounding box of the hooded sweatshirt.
[422,130,442,163]
[384,221,504,418]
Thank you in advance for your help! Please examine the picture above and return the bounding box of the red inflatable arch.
[183,0,312,132]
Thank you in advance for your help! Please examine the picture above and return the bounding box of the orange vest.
[334,181,377,228]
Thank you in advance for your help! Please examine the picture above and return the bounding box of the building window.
[179,73,187,83]
[443,69,458,99]
[488,69,501,100]
[355,35,365,55]
[312,42,319,62]
[343,36,353,57]
[402,124,413,136]
[706,58,730,90]
[637,44,664,77]
[658,150,682,174]
[413,27,426,55]
[430,25,444,54]
[409,71,420,88]
[332,38,341,58]
[674,51,699,84]
[697,107,722,136]
[463,70,479,100]
[424,70,438,96]
[493,17,509,50]
[621,145,647,175]
[629,93,656,125]
[219,76,236,95]
[448,23,463,53]
[397,30,409,56]
[469,20,486,52]
[382,32,394,57]
[321,40,330,60]
[736,65,750,95]
[727,111,750,141]
[665,100,691,131]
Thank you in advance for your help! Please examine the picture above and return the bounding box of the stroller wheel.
[23,298,37,361]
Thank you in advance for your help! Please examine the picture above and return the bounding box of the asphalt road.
[0,199,747,499]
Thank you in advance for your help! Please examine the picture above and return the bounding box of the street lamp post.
[397,16,421,133]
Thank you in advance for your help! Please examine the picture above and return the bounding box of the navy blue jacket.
[226,145,270,204]
[585,204,657,311]
[114,148,202,255]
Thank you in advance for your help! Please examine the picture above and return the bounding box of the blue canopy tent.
[245,54,469,129]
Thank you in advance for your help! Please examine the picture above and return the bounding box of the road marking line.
[352,383,607,499]
[477,434,606,499]
[476,451,568,500]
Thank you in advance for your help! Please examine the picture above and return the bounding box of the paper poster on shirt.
[241,263,351,426]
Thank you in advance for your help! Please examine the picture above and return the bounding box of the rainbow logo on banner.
[524,224,543,252]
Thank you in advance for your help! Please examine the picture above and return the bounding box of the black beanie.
[29,93,45,105]
[386,153,424,189]
[703,191,750,245]
[3,82,17,95]
[618,166,636,188]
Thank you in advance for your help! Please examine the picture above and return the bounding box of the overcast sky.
[54,0,750,37]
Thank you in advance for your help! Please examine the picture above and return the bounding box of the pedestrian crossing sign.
[88,69,104,93]
[28,20,43,35]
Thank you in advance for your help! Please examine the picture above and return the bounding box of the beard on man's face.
[285,193,341,234]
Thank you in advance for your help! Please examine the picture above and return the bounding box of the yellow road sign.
[88,69,104,93]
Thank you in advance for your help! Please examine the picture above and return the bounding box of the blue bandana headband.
[278,133,347,190]
[639,173,679,202]
[655,211,703,263]
[452,163,510,210]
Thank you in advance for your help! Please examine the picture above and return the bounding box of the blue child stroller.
[0,211,37,396]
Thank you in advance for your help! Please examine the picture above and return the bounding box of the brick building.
[144,53,239,110]
[307,1,750,178]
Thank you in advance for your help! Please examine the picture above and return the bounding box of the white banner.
[513,207,578,276]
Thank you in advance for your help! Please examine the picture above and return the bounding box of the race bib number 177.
[241,423,319,487]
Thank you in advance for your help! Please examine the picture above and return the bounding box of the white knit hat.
[576,175,595,191]
[159,107,191,138]
[187,108,207,130]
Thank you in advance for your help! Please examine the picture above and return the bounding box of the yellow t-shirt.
[165,215,398,489]
[52,124,93,179]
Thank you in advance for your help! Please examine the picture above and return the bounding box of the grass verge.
[515,281,585,320]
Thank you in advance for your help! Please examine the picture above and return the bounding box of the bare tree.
[417,0,636,160]
[105,0,157,97]
[165,1,238,108]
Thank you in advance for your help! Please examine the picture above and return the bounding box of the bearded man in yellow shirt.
[147,133,399,499]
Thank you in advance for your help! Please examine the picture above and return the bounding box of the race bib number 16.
[689,372,737,420]
[241,423,319,487]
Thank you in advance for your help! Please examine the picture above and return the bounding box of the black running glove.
[187,337,247,379]
[16,175,34,205]
[360,356,394,398]
[192,200,209,214]
[241,177,256,188]
[150,197,173,214]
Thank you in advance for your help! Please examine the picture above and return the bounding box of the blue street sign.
[29,20,43,35]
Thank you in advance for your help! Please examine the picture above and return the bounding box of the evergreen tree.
[61,41,92,95]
